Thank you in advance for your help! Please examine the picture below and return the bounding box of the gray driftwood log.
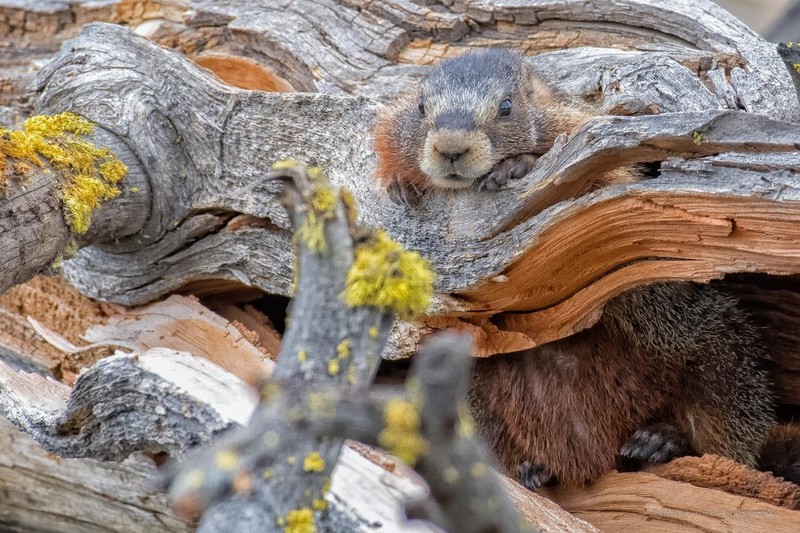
[2,0,800,531]
[19,7,800,359]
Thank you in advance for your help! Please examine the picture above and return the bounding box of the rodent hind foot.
[618,422,693,471]
[517,461,556,491]
[479,154,538,192]
[386,177,422,206]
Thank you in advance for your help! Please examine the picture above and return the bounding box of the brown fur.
[760,424,800,485]
[374,90,429,193]
[373,49,637,199]
[470,282,775,486]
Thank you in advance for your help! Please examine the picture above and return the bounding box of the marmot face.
[415,49,544,189]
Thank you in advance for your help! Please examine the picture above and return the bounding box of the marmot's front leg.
[479,154,538,191]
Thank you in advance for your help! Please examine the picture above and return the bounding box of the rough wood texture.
[650,454,800,510]
[25,14,800,359]
[2,339,794,532]
[2,1,800,531]
[166,334,530,532]
[0,125,150,295]
[0,349,256,460]
[0,309,600,533]
[544,469,800,532]
[185,163,396,532]
[0,415,190,532]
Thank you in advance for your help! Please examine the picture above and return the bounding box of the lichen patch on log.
[0,112,128,234]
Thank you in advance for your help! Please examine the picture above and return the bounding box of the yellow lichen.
[271,159,301,171]
[264,431,280,448]
[296,183,338,253]
[297,350,308,363]
[794,63,800,75]
[368,326,379,339]
[284,508,315,533]
[261,381,282,402]
[215,450,240,471]
[263,470,274,480]
[378,399,427,466]
[341,230,435,321]
[691,131,704,146]
[0,112,128,234]
[470,462,488,478]
[306,166,323,181]
[311,498,328,511]
[307,392,326,412]
[339,188,358,227]
[347,365,358,385]
[327,358,340,376]
[183,469,205,491]
[287,456,297,465]
[457,402,476,438]
[62,175,122,234]
[98,159,126,184]
[303,452,326,473]
[336,339,350,359]
[322,478,331,494]
[443,466,460,484]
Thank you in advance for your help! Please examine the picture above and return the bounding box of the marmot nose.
[437,148,468,163]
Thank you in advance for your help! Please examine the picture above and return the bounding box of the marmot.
[375,48,800,489]
[374,48,633,205]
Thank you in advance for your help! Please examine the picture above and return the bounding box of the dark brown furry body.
[470,282,776,486]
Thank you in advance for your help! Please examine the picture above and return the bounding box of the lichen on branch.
[342,230,435,321]
[0,112,128,234]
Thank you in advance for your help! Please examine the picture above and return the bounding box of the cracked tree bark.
[2,0,800,531]
[15,14,800,361]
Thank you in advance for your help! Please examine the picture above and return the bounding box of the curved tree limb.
[16,20,799,359]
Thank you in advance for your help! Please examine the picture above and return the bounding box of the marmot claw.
[517,461,555,491]
[618,422,693,470]
[479,153,538,192]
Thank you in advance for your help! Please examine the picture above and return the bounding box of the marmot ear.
[521,63,559,109]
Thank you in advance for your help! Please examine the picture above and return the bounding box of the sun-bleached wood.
[23,18,799,359]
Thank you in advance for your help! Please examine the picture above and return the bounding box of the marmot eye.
[499,98,512,116]
[418,99,425,116]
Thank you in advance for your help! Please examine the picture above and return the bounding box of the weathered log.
[183,162,400,532]
[544,469,800,532]
[1,329,796,532]
[7,3,800,359]
[17,17,799,361]
[0,117,149,295]
[165,333,529,533]
[0,414,191,533]
[2,1,800,531]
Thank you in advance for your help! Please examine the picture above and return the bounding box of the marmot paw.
[479,154,538,192]
[517,461,555,491]
[618,422,693,471]
[386,177,422,206]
